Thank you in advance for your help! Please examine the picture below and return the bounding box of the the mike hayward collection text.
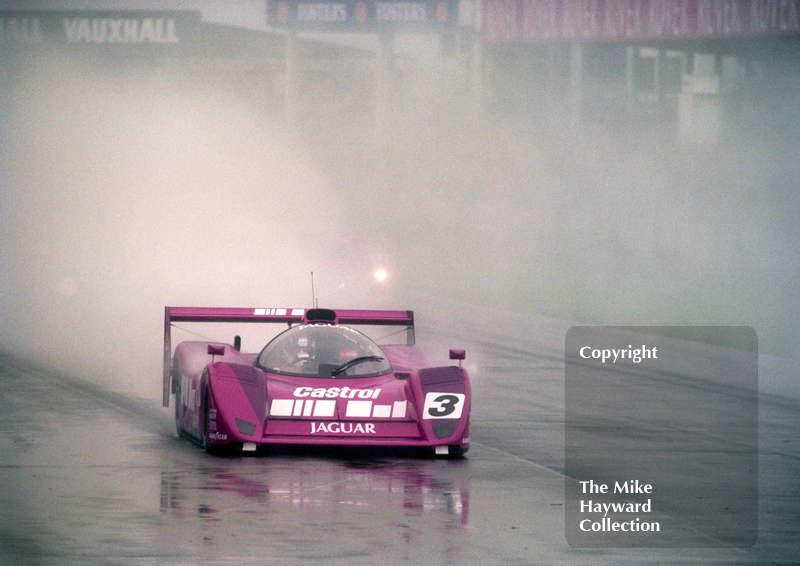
[577,479,660,533]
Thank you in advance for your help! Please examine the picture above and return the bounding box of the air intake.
[303,308,338,324]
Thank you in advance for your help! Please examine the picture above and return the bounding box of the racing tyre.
[201,388,214,453]
[201,388,228,455]
[175,394,184,438]
[435,445,468,459]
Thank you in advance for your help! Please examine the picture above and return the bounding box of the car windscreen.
[255,324,392,378]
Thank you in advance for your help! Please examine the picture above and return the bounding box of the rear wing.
[162,306,415,406]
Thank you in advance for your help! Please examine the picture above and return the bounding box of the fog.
[0,51,354,393]
[1,34,799,400]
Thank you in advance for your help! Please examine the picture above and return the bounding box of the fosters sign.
[267,0,460,28]
[0,11,199,50]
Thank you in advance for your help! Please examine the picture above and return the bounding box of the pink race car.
[163,307,470,456]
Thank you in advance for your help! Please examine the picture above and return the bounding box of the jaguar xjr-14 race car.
[162,307,470,456]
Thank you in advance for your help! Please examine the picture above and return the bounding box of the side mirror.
[207,344,225,356]
[449,349,466,360]
[449,349,465,367]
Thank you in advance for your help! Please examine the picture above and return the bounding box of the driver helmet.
[296,334,313,359]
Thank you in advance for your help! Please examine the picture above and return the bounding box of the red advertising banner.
[482,0,800,43]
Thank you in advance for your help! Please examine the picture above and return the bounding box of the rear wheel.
[174,394,184,438]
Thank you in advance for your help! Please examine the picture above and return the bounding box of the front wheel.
[434,445,468,458]
[202,388,213,452]
[201,387,229,455]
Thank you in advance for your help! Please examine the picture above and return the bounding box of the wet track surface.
[1,319,799,565]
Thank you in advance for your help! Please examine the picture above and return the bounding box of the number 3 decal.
[423,392,466,419]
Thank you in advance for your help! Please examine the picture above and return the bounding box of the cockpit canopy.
[255,324,392,378]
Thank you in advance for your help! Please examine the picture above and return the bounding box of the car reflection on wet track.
[157,455,469,526]
[151,452,473,563]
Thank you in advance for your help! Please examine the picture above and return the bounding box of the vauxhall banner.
[0,11,200,52]
[482,0,800,43]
